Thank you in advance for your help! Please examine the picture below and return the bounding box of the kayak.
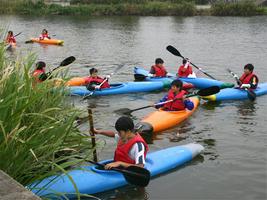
[138,97,199,134]
[201,82,267,101]
[66,76,193,90]
[134,67,234,89]
[28,143,204,198]
[30,38,64,45]
[69,81,171,96]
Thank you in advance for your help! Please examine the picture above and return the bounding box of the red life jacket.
[163,90,187,111]
[84,76,110,89]
[6,36,16,44]
[178,65,193,77]
[39,34,50,40]
[239,72,258,84]
[114,133,149,164]
[151,65,167,77]
[32,69,45,83]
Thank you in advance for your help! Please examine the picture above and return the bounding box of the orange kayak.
[30,38,64,45]
[66,77,87,86]
[138,97,199,134]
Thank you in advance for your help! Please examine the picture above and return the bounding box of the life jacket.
[163,90,187,111]
[239,72,258,88]
[32,69,46,83]
[114,133,148,164]
[151,65,167,77]
[178,64,193,77]
[84,76,110,89]
[39,34,50,40]
[6,36,16,44]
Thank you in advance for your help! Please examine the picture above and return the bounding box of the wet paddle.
[88,160,150,187]
[14,32,22,37]
[166,45,216,80]
[227,68,256,101]
[82,64,125,100]
[116,86,220,115]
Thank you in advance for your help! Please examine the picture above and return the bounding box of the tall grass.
[0,43,100,198]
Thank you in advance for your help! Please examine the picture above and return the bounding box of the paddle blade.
[59,56,76,67]
[246,89,256,101]
[25,40,33,44]
[134,74,147,81]
[122,166,150,187]
[197,86,220,96]
[166,45,183,58]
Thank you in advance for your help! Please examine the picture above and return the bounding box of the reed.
[0,43,101,199]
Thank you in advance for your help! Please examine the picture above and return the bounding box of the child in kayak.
[156,79,194,111]
[177,58,196,78]
[5,31,16,45]
[237,64,259,89]
[94,116,149,169]
[149,58,167,77]
[85,68,110,90]
[39,29,51,40]
[32,61,50,84]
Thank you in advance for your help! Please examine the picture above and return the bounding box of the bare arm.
[94,128,115,137]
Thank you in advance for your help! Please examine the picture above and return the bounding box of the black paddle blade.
[197,86,220,96]
[25,40,33,44]
[166,45,183,58]
[122,166,150,187]
[60,56,76,67]
[246,89,256,101]
[134,74,146,81]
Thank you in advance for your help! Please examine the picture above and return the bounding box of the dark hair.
[42,29,48,34]
[182,58,189,65]
[244,63,254,72]
[171,79,183,89]
[115,116,134,132]
[155,58,164,64]
[8,31,13,35]
[89,68,98,75]
[36,61,46,70]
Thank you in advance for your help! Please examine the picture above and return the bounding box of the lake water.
[1,15,267,200]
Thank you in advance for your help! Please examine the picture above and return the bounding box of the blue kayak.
[134,67,234,89]
[69,81,171,96]
[28,143,203,198]
[201,82,267,101]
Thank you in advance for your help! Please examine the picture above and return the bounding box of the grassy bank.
[0,42,100,198]
[0,0,265,16]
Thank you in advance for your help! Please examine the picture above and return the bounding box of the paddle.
[116,86,220,115]
[39,56,76,81]
[166,45,216,80]
[88,108,97,162]
[14,32,22,37]
[88,160,150,187]
[227,68,256,101]
[82,64,125,100]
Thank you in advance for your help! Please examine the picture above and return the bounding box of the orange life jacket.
[114,133,148,164]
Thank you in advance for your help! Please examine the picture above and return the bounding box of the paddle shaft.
[14,32,22,37]
[88,160,147,178]
[88,108,97,162]
[166,45,216,80]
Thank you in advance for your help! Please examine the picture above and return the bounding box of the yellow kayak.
[139,97,199,134]
[30,38,64,45]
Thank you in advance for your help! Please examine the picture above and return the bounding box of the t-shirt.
[115,134,146,165]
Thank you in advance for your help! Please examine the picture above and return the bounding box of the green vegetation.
[0,0,266,16]
[211,1,265,16]
[0,42,100,198]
